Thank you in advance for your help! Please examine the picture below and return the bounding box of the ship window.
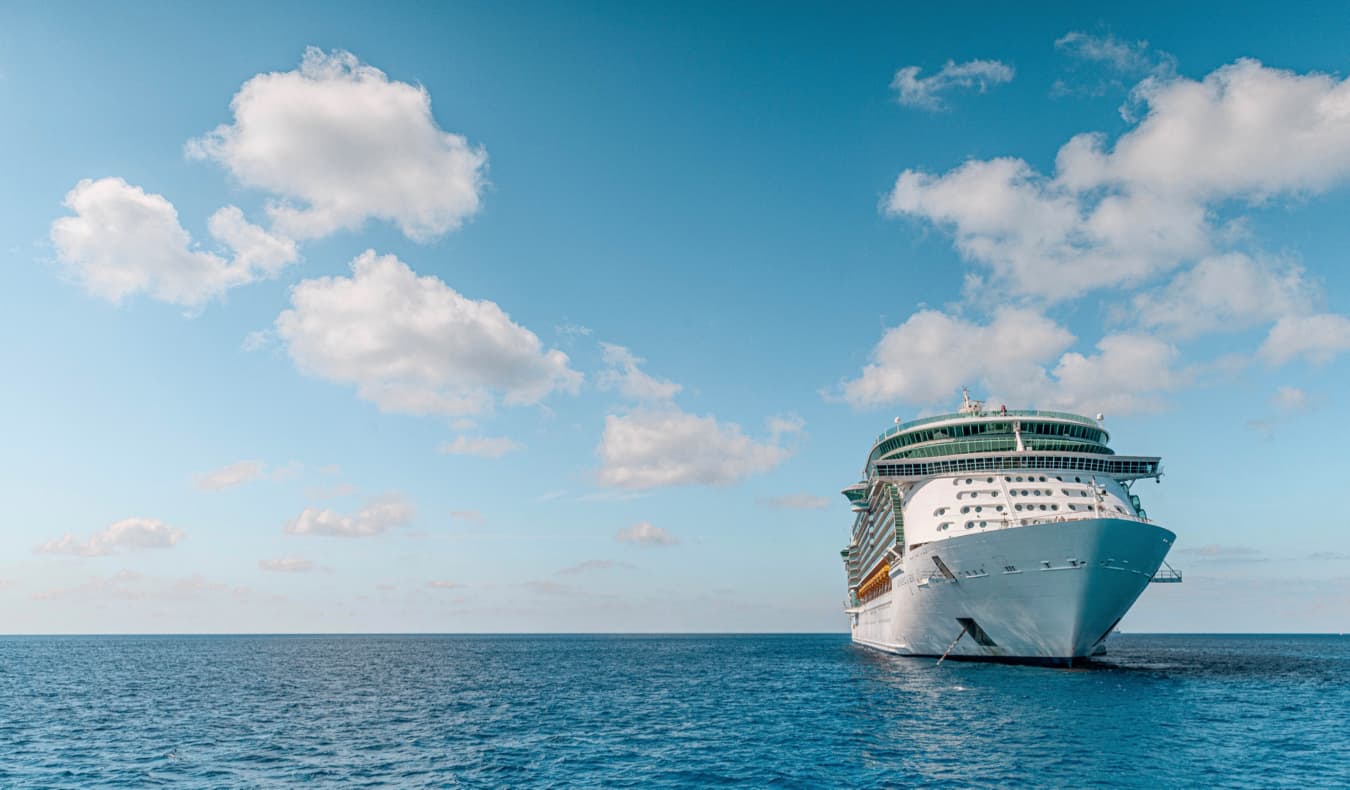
[986,477,993,483]
[1015,476,1024,482]
[965,521,974,529]
[1014,504,1023,511]
[965,478,973,484]
[979,520,987,527]
[1051,504,1059,510]
[1039,504,1047,511]
[975,506,983,513]
[1004,476,1012,482]
[960,506,969,514]
[996,505,1004,512]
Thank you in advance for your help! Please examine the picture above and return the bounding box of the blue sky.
[2,1,1348,633]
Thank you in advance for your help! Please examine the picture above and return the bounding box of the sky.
[2,1,1348,633]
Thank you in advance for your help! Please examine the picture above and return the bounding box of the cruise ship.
[842,391,1181,665]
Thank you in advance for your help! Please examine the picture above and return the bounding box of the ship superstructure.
[841,390,1180,664]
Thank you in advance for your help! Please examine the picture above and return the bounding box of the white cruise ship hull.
[849,518,1174,665]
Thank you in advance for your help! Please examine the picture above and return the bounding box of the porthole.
[1015,476,1024,482]
[965,521,974,529]
[1004,476,1012,482]
[965,478,973,484]
[1051,504,1059,511]
[979,521,987,527]
[1039,504,1047,511]
[961,506,970,514]
[975,506,983,513]
[1015,504,1023,511]
[986,477,994,483]
[996,505,1004,512]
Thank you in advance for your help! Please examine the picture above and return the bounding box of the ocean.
[1,634,1345,787]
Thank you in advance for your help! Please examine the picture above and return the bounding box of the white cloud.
[195,460,267,490]
[438,436,520,458]
[1130,253,1315,338]
[842,309,1184,416]
[1055,31,1162,74]
[275,250,581,417]
[284,494,414,538]
[187,48,486,242]
[597,343,681,402]
[241,329,273,352]
[596,409,794,489]
[1047,333,1186,415]
[556,559,635,575]
[1259,313,1350,365]
[614,521,677,546]
[887,60,1350,302]
[842,308,1073,407]
[259,557,314,573]
[36,518,184,557]
[758,494,832,510]
[892,59,1015,111]
[50,178,297,307]
[1271,386,1308,414]
[886,157,1207,301]
[305,482,358,499]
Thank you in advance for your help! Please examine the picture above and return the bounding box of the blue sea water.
[0,634,1346,787]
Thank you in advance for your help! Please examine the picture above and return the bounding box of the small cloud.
[556,559,636,576]
[615,521,677,547]
[196,460,266,490]
[892,59,1015,111]
[524,580,577,596]
[426,580,461,589]
[449,510,485,523]
[598,343,681,402]
[284,494,415,538]
[36,518,184,557]
[556,323,593,338]
[258,557,314,573]
[304,482,358,500]
[1271,386,1308,414]
[270,460,304,481]
[1176,543,1264,561]
[1054,31,1156,73]
[241,329,273,352]
[768,414,806,439]
[758,494,831,510]
[438,436,521,458]
[1309,551,1350,561]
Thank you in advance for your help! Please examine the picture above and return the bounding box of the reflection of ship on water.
[841,390,1181,666]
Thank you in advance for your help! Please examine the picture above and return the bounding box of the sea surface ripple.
[0,634,1346,787]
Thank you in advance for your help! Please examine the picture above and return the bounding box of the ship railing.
[872,409,1099,445]
[1150,562,1183,583]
